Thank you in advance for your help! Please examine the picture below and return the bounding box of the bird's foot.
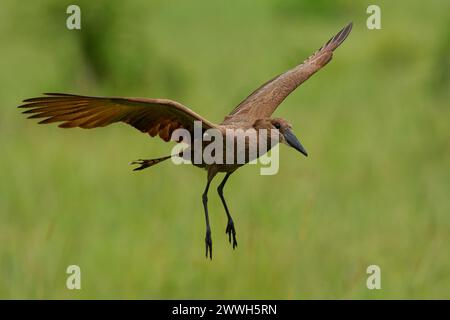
[205,229,212,260]
[129,159,149,171]
[225,219,238,249]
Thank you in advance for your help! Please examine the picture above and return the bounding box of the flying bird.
[19,22,352,259]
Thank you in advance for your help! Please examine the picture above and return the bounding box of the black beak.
[284,129,308,157]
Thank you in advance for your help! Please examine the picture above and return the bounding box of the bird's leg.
[217,172,237,249]
[202,173,215,260]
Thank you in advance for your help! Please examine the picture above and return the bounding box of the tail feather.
[130,155,172,171]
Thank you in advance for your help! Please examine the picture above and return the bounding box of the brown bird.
[19,23,352,259]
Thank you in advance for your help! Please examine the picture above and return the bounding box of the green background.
[1,0,449,299]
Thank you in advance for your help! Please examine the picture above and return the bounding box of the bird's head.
[268,118,308,157]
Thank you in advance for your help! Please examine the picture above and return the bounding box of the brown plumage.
[19,94,217,142]
[19,23,352,259]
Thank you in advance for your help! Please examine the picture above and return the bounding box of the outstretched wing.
[19,93,218,142]
[222,22,352,124]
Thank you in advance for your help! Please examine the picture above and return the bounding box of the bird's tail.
[130,155,172,171]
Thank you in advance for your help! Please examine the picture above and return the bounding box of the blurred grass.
[1,0,450,299]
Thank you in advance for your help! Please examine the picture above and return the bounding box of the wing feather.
[222,22,352,124]
[19,93,217,141]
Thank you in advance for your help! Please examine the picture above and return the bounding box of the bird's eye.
[274,123,281,129]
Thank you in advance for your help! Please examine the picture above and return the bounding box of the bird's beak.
[284,128,308,157]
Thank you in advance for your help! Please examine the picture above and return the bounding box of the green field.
[1,0,449,299]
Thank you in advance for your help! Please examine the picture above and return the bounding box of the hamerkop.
[19,23,352,259]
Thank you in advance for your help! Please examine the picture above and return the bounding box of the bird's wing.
[19,93,218,142]
[222,22,352,124]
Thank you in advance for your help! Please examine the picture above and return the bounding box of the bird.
[19,22,352,259]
